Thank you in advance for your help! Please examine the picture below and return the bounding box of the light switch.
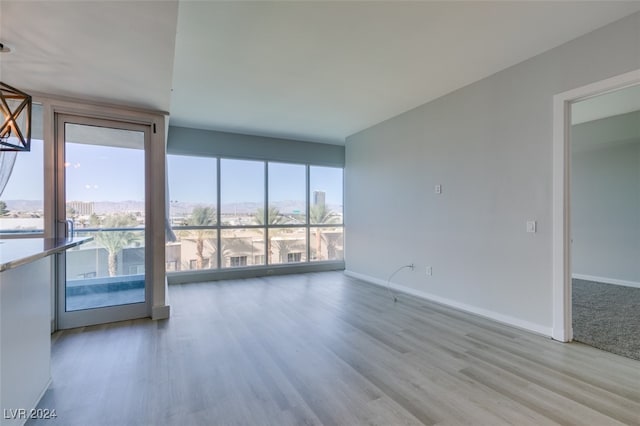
[526,221,537,233]
[435,184,442,194]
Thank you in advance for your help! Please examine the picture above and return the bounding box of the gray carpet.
[572,279,640,361]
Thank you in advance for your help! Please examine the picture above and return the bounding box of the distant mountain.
[1,200,44,212]
[0,199,146,215]
[2,199,342,216]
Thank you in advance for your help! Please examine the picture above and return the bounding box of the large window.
[167,155,343,273]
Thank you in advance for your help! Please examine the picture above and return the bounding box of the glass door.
[55,115,150,329]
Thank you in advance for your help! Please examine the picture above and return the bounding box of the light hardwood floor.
[30,272,640,425]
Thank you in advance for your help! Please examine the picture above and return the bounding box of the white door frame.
[55,114,152,329]
[35,93,169,329]
[552,69,640,342]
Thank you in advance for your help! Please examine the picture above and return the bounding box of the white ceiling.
[2,1,640,144]
[0,1,179,112]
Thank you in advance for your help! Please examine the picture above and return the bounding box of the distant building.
[67,201,95,216]
[313,190,326,207]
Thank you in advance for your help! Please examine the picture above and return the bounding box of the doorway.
[55,114,151,329]
[570,85,640,360]
[552,69,640,349]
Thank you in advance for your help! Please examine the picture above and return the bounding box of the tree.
[253,206,288,261]
[0,201,8,216]
[186,206,216,269]
[309,204,339,260]
[253,206,288,226]
[309,204,339,225]
[271,237,305,263]
[66,205,77,219]
[91,213,139,277]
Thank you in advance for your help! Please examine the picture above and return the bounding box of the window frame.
[166,155,344,278]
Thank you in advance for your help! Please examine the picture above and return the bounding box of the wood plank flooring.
[29,272,640,426]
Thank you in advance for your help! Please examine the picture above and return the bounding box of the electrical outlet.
[426,266,432,276]
[434,184,442,194]
[526,221,537,233]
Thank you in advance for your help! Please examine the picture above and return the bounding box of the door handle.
[57,219,74,239]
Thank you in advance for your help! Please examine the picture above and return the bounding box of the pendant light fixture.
[0,42,32,152]
[0,81,32,152]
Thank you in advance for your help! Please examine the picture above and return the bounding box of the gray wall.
[168,126,344,167]
[345,12,640,334]
[572,112,640,286]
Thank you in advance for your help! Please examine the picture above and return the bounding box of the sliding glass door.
[55,115,150,329]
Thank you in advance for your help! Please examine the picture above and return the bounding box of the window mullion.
[306,164,310,263]
[264,161,269,266]
[216,157,222,269]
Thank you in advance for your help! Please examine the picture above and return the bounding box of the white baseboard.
[152,304,170,320]
[344,270,552,337]
[572,273,640,289]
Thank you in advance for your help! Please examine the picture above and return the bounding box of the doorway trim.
[34,93,170,329]
[54,114,152,329]
[552,69,640,342]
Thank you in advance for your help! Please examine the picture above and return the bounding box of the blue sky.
[1,144,343,207]
[65,143,145,201]
[1,139,44,201]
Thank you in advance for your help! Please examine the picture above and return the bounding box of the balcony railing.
[65,228,145,311]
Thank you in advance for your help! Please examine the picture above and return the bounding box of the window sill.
[167,261,345,284]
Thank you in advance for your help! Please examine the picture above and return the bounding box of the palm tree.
[309,204,339,260]
[92,213,139,277]
[271,237,305,263]
[253,206,288,261]
[253,206,288,226]
[187,206,216,269]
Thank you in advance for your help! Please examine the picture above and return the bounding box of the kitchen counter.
[0,236,91,426]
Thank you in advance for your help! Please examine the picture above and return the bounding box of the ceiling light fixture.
[0,82,32,152]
